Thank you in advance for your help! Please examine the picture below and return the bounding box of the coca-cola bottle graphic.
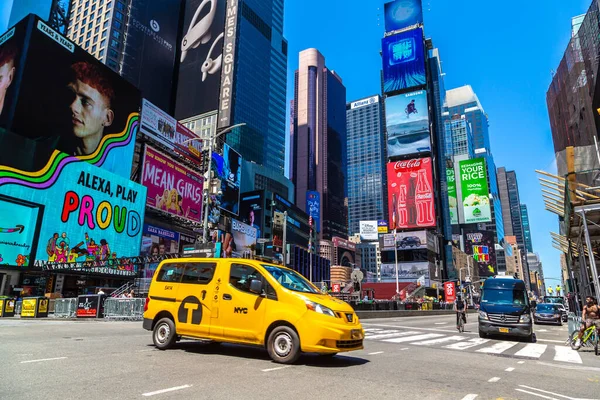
[416,169,434,225]
[398,184,408,227]
[407,173,418,226]
[391,193,398,229]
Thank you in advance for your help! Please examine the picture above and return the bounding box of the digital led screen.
[382,27,426,94]
[386,90,430,157]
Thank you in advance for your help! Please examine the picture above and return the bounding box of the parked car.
[556,304,568,322]
[533,303,563,326]
[399,236,421,248]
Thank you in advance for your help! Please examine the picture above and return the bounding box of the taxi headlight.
[305,300,336,317]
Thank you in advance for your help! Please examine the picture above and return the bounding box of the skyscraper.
[446,85,490,151]
[2,0,71,34]
[346,95,386,236]
[520,204,533,253]
[290,48,347,240]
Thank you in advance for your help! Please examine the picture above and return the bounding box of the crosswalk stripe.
[445,338,490,350]
[412,335,466,346]
[553,345,582,364]
[383,333,444,343]
[366,331,420,340]
[476,341,518,354]
[514,343,547,358]
[363,328,384,332]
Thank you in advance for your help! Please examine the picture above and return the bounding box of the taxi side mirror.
[250,279,263,295]
[530,300,537,309]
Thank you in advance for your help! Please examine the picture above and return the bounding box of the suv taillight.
[143,297,149,312]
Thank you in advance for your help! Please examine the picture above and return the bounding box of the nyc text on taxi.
[143,258,364,363]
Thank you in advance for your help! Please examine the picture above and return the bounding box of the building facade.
[240,160,294,203]
[346,95,386,236]
[290,48,348,240]
[357,242,381,282]
[521,204,533,253]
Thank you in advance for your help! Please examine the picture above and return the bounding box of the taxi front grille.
[336,339,363,349]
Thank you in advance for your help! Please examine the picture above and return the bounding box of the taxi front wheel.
[267,326,301,364]
[153,318,177,350]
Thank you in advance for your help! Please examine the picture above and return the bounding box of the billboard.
[387,158,435,230]
[350,95,379,110]
[141,146,204,223]
[380,262,429,282]
[140,99,203,164]
[464,230,497,277]
[229,219,257,258]
[0,16,141,178]
[140,223,180,278]
[384,0,423,33]
[175,0,227,120]
[377,220,388,233]
[386,90,430,158]
[211,143,241,215]
[459,158,491,223]
[446,166,459,225]
[306,191,320,232]
[121,0,182,112]
[382,27,425,94]
[359,221,378,242]
[240,191,263,239]
[0,195,42,268]
[217,0,240,129]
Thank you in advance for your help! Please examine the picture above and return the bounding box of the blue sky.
[283,0,592,285]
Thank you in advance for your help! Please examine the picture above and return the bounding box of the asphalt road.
[0,314,598,400]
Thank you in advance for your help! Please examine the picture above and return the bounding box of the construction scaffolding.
[537,168,600,315]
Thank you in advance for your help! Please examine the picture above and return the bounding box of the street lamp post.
[394,229,399,298]
[182,123,246,243]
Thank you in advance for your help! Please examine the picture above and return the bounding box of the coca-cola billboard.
[387,157,436,230]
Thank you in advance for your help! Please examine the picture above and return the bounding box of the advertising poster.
[306,191,320,232]
[377,220,388,233]
[384,0,423,33]
[21,298,37,317]
[444,282,456,302]
[211,143,241,215]
[464,230,497,277]
[459,158,491,223]
[240,191,263,239]
[387,158,435,230]
[121,0,182,111]
[386,90,430,157]
[0,195,42,268]
[140,99,203,164]
[446,166,459,225]
[141,224,180,256]
[382,27,426,94]
[228,219,257,258]
[0,16,141,178]
[359,221,379,241]
[382,230,427,250]
[380,262,429,283]
[141,146,204,223]
[175,0,227,120]
[76,295,100,317]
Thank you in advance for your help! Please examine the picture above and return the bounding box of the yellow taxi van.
[143,258,364,363]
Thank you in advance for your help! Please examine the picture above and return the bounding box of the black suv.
[399,236,422,248]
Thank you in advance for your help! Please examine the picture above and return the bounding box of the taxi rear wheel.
[153,318,176,350]
[267,326,300,364]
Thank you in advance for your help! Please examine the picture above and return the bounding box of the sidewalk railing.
[103,298,145,321]
[53,298,77,318]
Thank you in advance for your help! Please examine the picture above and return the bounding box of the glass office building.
[346,95,386,236]
[226,0,288,175]
[521,204,533,253]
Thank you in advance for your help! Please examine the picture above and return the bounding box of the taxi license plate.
[499,328,509,333]
[351,329,363,339]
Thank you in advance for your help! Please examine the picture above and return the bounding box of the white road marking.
[536,361,600,372]
[488,377,501,383]
[366,331,420,340]
[476,341,518,354]
[445,338,490,350]
[515,388,558,399]
[536,338,566,344]
[553,346,582,364]
[518,384,595,400]
[142,385,192,397]
[367,351,384,355]
[412,335,466,346]
[400,348,409,350]
[362,322,475,335]
[363,328,384,332]
[461,395,478,400]
[434,322,448,325]
[536,329,548,332]
[383,333,443,343]
[505,367,515,372]
[518,361,525,364]
[261,366,292,372]
[514,343,547,358]
[20,357,67,364]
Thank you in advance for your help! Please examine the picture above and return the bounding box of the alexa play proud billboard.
[387,157,435,230]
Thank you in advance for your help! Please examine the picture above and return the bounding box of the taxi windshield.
[263,265,319,294]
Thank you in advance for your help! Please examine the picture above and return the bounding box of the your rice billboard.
[459,158,491,224]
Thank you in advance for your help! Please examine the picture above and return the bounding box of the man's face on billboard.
[0,60,15,113]
[68,79,114,141]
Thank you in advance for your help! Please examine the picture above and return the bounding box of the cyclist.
[575,296,600,348]
[455,293,467,330]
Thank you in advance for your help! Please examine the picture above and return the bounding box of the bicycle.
[568,323,599,356]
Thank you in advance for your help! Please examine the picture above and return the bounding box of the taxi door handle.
[223,294,232,300]
[201,290,206,300]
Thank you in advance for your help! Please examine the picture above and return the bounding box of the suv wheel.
[267,326,301,364]
[153,318,177,350]
[478,330,488,339]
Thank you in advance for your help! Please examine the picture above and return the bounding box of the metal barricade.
[567,313,582,337]
[53,298,77,318]
[15,301,22,316]
[103,298,145,321]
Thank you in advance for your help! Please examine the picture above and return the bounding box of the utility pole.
[309,216,313,283]
[394,229,399,298]
[282,211,288,267]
